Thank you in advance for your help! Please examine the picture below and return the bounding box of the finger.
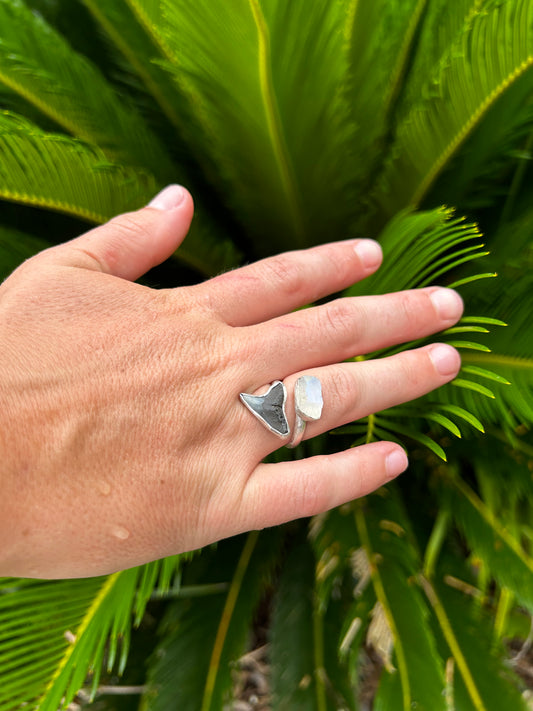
[199,239,383,326]
[239,442,408,530]
[43,185,194,281]
[247,287,463,380]
[283,344,461,443]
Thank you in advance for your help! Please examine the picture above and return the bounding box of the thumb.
[51,185,194,281]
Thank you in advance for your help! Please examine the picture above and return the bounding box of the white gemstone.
[295,376,323,421]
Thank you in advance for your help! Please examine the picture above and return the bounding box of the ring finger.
[238,343,461,454]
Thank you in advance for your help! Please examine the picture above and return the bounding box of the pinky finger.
[239,442,408,531]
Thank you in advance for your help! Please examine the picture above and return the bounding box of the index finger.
[195,239,383,326]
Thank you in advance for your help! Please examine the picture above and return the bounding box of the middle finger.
[245,286,463,381]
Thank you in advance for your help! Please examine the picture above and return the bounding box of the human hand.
[0,185,462,578]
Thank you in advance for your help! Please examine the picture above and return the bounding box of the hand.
[0,185,463,578]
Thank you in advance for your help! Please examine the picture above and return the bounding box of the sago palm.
[0,0,533,709]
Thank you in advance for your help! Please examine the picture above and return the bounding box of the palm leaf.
[347,207,484,300]
[443,469,533,614]
[0,110,157,223]
[151,0,356,253]
[374,0,533,217]
[345,0,427,190]
[0,111,241,276]
[81,0,189,138]
[270,537,356,711]
[355,489,447,709]
[0,0,175,181]
[435,262,533,432]
[142,530,282,711]
[420,577,527,711]
[0,557,182,710]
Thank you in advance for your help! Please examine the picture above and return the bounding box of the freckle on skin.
[111,525,130,540]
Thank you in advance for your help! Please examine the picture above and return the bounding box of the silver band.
[287,413,306,449]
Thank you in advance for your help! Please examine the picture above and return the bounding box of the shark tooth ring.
[240,375,323,448]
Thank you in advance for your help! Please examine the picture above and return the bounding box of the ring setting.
[240,375,323,448]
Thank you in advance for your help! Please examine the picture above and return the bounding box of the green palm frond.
[373,0,533,218]
[142,530,282,711]
[348,207,484,299]
[150,0,356,253]
[270,537,356,711]
[81,0,189,135]
[0,0,175,180]
[355,490,447,709]
[442,467,533,614]
[345,0,427,187]
[0,1,531,707]
[435,255,533,433]
[420,576,527,711]
[0,110,157,222]
[0,556,182,710]
[429,65,533,212]
[0,111,241,275]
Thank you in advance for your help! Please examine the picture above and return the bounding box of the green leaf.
[0,111,241,276]
[461,365,511,385]
[0,557,182,710]
[375,0,533,214]
[377,419,447,461]
[436,404,485,433]
[345,0,427,193]
[0,111,157,223]
[355,490,447,710]
[142,531,282,711]
[446,341,491,352]
[447,273,498,288]
[446,473,533,614]
[452,379,496,399]
[82,0,188,133]
[421,577,527,711]
[0,0,175,180]
[270,538,356,711]
[156,0,357,253]
[461,317,508,327]
[347,207,484,298]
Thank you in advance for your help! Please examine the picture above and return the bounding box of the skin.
[0,185,463,579]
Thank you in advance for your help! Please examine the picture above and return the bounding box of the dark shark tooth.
[239,381,290,437]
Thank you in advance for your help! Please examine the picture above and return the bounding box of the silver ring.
[240,376,323,447]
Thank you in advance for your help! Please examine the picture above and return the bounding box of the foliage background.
[0,0,533,709]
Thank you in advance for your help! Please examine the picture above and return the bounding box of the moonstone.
[295,376,323,421]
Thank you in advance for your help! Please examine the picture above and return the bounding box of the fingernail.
[386,448,408,479]
[429,288,463,321]
[148,184,186,210]
[429,344,461,376]
[354,239,383,269]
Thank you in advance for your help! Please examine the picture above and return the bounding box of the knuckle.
[329,365,358,415]
[397,290,424,327]
[319,298,357,346]
[262,254,305,299]
[293,469,329,516]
